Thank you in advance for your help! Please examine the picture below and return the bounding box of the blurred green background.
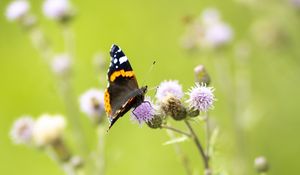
[1,0,300,175]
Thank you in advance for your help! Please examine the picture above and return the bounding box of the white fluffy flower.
[43,0,71,20]
[79,88,105,120]
[203,22,233,48]
[10,116,35,144]
[156,80,184,101]
[5,0,30,21]
[51,54,71,75]
[33,114,66,146]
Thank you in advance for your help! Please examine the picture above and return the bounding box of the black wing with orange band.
[104,45,139,122]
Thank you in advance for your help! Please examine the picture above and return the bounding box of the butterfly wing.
[104,44,139,127]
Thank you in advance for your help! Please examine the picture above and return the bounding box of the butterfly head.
[140,85,148,95]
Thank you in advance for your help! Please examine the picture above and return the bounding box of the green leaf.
[162,136,189,145]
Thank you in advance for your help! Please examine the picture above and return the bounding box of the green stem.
[161,125,192,137]
[204,113,210,159]
[184,120,210,171]
[165,128,192,175]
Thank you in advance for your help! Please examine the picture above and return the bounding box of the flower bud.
[10,116,35,145]
[160,95,187,121]
[187,108,200,117]
[146,115,163,129]
[194,65,211,85]
[52,138,71,161]
[70,156,84,169]
[254,156,269,173]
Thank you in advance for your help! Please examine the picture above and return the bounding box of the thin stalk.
[204,113,210,159]
[46,146,76,175]
[161,125,192,137]
[59,22,89,155]
[94,125,106,175]
[165,128,192,175]
[184,120,209,171]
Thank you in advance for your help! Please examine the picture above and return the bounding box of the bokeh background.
[1,0,300,175]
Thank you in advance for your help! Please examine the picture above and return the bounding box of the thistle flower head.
[131,98,155,125]
[6,0,30,22]
[186,83,215,112]
[79,88,105,123]
[10,116,34,145]
[203,22,233,48]
[33,114,66,146]
[156,80,184,101]
[43,0,72,21]
[51,54,71,75]
[160,94,187,120]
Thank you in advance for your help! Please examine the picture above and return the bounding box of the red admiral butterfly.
[104,44,148,130]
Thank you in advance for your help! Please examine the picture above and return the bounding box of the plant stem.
[184,120,210,171]
[204,113,210,159]
[58,23,88,155]
[165,128,192,175]
[94,125,106,175]
[161,125,192,137]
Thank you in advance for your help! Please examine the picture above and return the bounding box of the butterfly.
[104,44,148,130]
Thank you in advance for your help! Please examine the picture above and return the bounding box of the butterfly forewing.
[104,44,139,122]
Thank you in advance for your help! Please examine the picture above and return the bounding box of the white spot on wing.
[113,58,118,64]
[117,48,121,52]
[119,56,128,64]
[116,65,118,68]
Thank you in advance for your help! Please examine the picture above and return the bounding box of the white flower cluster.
[79,88,105,123]
[51,53,71,75]
[5,0,30,22]
[182,8,233,49]
[43,0,72,21]
[5,0,73,23]
[10,114,66,147]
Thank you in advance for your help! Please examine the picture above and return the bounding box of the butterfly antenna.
[148,86,158,92]
[141,60,156,86]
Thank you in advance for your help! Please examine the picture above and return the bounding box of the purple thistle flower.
[131,98,155,125]
[156,80,184,101]
[186,83,215,112]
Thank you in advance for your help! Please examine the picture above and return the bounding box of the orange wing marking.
[110,70,134,82]
[104,89,112,116]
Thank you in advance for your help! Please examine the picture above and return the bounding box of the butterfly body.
[104,44,147,129]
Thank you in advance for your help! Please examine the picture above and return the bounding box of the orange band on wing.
[110,70,134,82]
[104,89,111,116]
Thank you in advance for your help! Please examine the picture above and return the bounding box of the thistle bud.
[160,95,187,121]
[194,65,210,85]
[70,156,84,169]
[187,108,200,117]
[254,156,269,173]
[146,115,163,129]
[52,138,71,161]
